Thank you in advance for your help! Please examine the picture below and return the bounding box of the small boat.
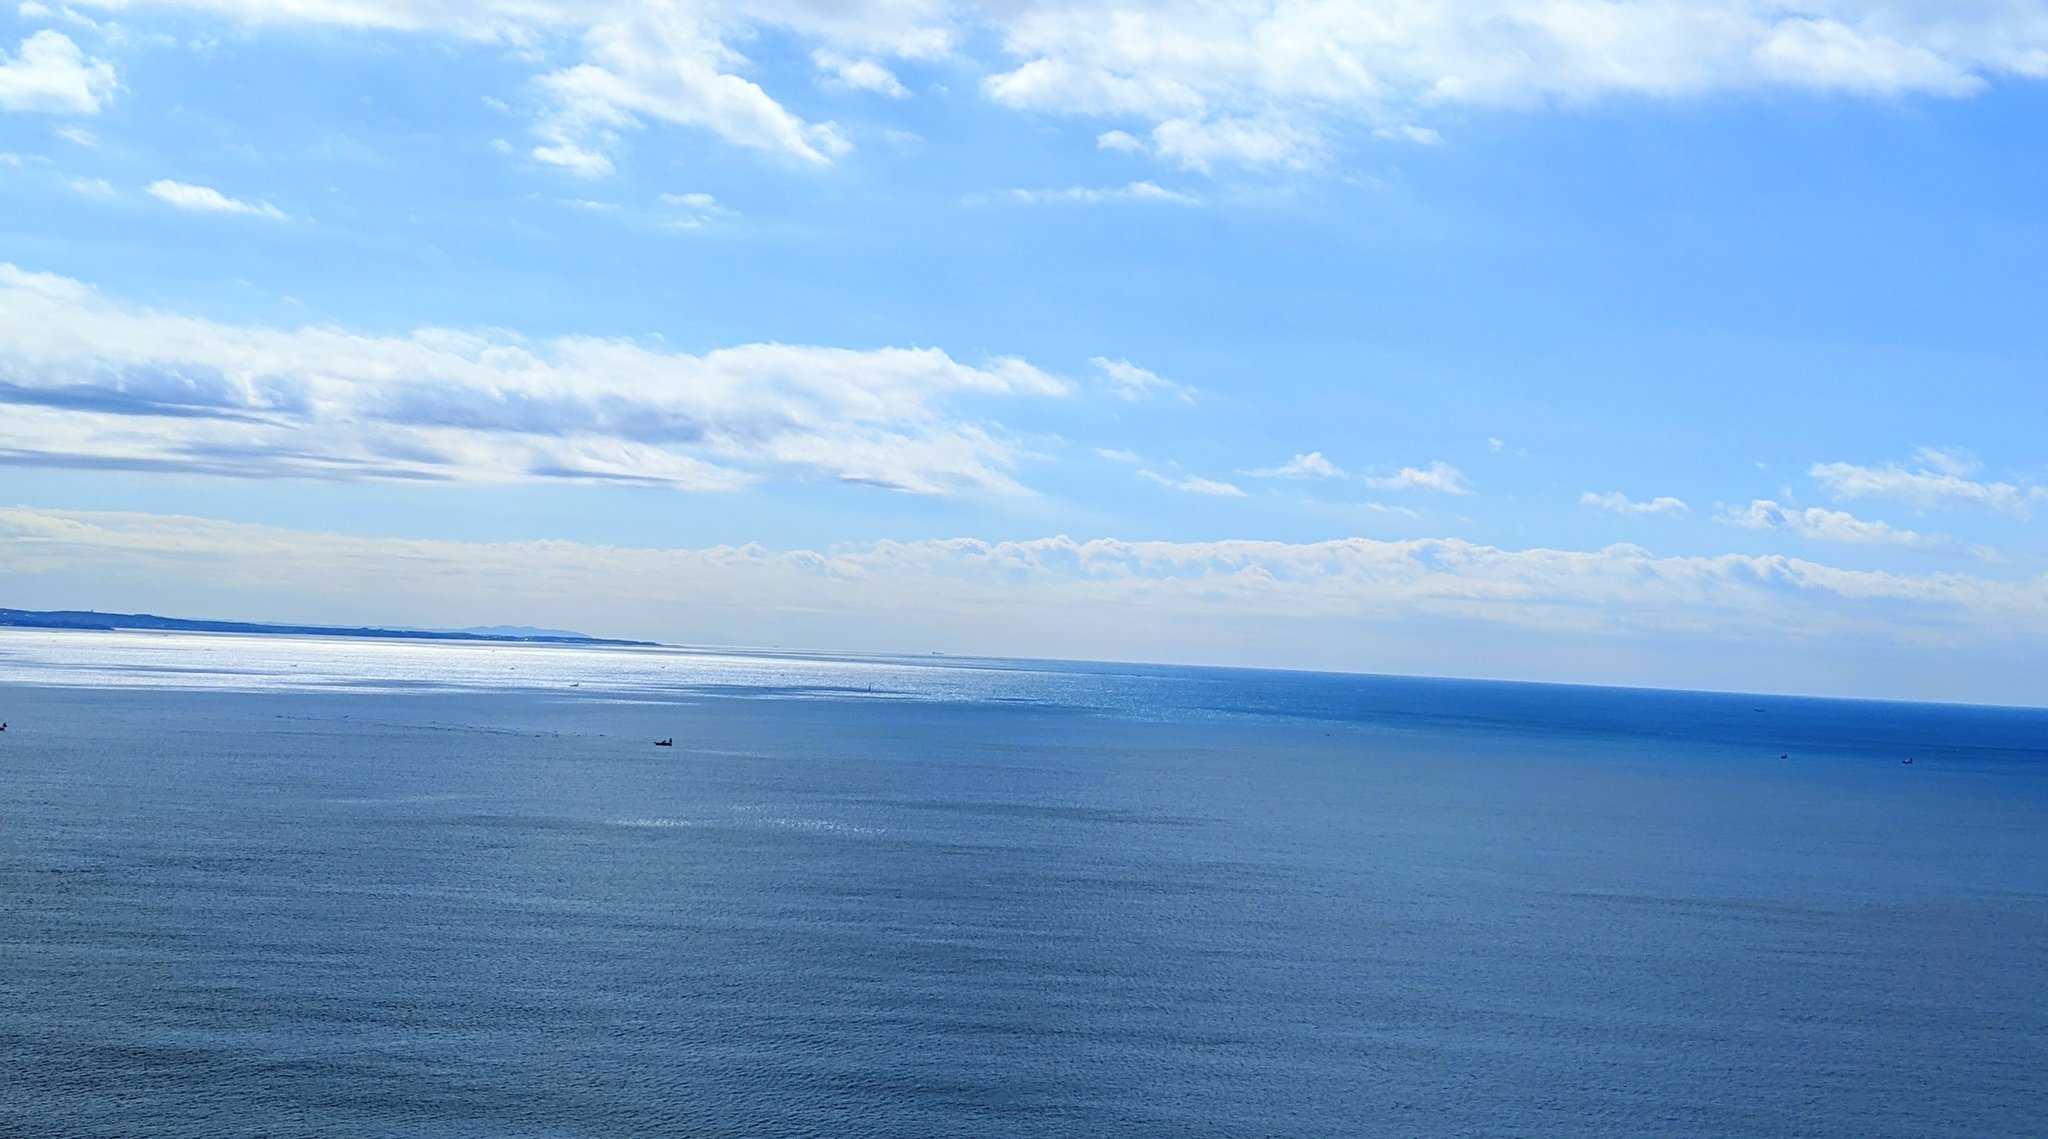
[654,738,674,747]
[1902,756,1915,765]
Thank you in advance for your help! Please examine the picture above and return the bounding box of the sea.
[2,628,2044,1138]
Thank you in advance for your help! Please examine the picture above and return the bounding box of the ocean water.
[2,629,2045,1137]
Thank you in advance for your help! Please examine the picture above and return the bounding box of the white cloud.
[0,30,116,114]
[1139,470,1246,497]
[1090,356,1194,401]
[531,9,854,176]
[1362,502,1420,518]
[1910,445,1978,477]
[1811,451,2044,515]
[1581,491,1688,515]
[1373,124,1443,145]
[1250,452,1346,479]
[67,175,113,196]
[53,2,2048,173]
[977,180,1199,206]
[1722,499,1957,552]
[1063,113,1323,171]
[56,124,97,146]
[9,509,2048,700]
[659,191,725,211]
[1367,461,1470,494]
[0,263,1073,496]
[67,0,939,174]
[1753,16,1984,94]
[814,48,910,98]
[144,179,286,218]
[1152,115,1322,171]
[976,1,2048,167]
[658,189,735,228]
[1094,447,1141,463]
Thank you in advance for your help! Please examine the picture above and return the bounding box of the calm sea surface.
[2,629,2045,1137]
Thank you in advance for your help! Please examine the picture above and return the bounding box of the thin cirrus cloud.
[1810,448,2046,515]
[42,2,2048,175]
[0,263,1074,496]
[812,49,911,98]
[1366,462,1470,494]
[971,181,1200,206]
[1091,357,1194,402]
[980,1,2048,169]
[1581,491,1689,515]
[1249,452,1346,479]
[0,29,116,114]
[144,179,286,219]
[1240,453,1459,489]
[1721,499,1958,552]
[658,190,736,228]
[1139,470,1247,498]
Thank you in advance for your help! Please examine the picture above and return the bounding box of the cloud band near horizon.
[4,505,2045,703]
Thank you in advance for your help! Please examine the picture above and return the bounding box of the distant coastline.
[0,607,656,648]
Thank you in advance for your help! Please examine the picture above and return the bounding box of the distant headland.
[0,607,656,647]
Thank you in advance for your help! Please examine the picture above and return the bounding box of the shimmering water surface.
[3,629,2045,1137]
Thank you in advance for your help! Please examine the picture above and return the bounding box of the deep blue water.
[2,632,2046,1136]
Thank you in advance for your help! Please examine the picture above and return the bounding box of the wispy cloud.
[970,180,1196,206]
[658,191,728,212]
[1581,491,1688,516]
[0,30,115,115]
[1811,448,2044,515]
[1091,356,1194,402]
[972,181,1200,206]
[1058,113,1321,172]
[658,190,735,229]
[1094,447,1142,463]
[0,263,1073,496]
[1721,499,1965,553]
[1248,452,1345,479]
[1366,462,1470,495]
[42,1,2048,177]
[979,1,2039,168]
[1372,124,1442,145]
[1139,470,1246,497]
[813,49,910,98]
[526,7,871,176]
[145,179,286,219]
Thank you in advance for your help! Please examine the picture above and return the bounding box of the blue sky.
[2,1,2047,702]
